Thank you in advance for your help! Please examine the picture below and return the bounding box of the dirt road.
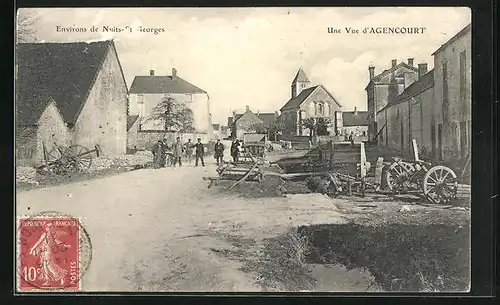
[16,164,352,292]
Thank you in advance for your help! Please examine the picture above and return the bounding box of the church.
[279,68,343,136]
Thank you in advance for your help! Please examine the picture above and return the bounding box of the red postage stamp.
[17,216,81,291]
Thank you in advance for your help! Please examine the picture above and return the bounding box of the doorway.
[430,123,436,158]
[400,122,404,153]
[460,121,467,159]
[437,124,443,160]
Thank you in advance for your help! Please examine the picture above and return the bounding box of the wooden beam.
[374,157,384,190]
[360,142,367,178]
[412,139,420,161]
[229,162,260,189]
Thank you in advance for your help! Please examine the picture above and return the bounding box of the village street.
[16,162,358,292]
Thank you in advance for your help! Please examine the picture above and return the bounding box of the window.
[459,51,467,103]
[397,109,400,119]
[318,102,324,116]
[137,95,145,117]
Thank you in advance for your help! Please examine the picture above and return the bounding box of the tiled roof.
[370,62,419,83]
[280,86,318,111]
[16,41,115,126]
[342,111,370,127]
[127,115,139,131]
[280,85,342,111]
[257,113,277,127]
[292,68,310,83]
[16,88,56,126]
[129,75,207,94]
[378,69,435,114]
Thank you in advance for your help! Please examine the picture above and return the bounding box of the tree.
[268,120,285,141]
[16,10,39,43]
[247,122,267,134]
[147,97,195,132]
[316,117,331,136]
[301,117,332,141]
[301,118,316,142]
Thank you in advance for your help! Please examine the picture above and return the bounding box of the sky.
[18,7,471,125]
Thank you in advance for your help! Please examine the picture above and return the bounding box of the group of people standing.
[152,137,206,168]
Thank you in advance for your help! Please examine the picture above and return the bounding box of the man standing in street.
[152,140,165,169]
[172,137,184,167]
[214,139,225,166]
[184,138,194,165]
[194,138,205,167]
[230,138,239,163]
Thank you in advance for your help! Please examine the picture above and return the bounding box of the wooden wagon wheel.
[385,161,416,193]
[68,145,93,171]
[422,165,458,204]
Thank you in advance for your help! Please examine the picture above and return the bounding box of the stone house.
[377,69,435,155]
[128,68,213,139]
[339,107,369,139]
[16,91,70,165]
[365,58,421,141]
[15,40,129,159]
[227,106,277,140]
[375,23,471,164]
[431,23,471,163]
[280,68,342,136]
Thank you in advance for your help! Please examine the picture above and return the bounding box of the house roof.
[127,115,139,131]
[281,86,318,111]
[16,41,117,126]
[378,69,435,114]
[16,88,57,126]
[280,85,342,111]
[292,68,310,83]
[244,133,266,142]
[342,111,370,127]
[432,23,471,55]
[129,75,207,94]
[365,62,419,90]
[257,113,276,127]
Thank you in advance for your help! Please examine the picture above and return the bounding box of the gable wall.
[72,46,128,155]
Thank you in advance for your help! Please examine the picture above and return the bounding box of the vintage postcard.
[15,7,471,293]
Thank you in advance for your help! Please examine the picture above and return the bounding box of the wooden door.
[437,124,443,160]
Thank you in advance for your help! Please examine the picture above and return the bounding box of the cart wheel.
[385,162,414,193]
[68,145,93,171]
[422,165,458,204]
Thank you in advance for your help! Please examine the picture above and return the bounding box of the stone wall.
[72,45,128,155]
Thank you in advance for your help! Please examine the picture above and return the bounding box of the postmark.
[17,211,92,292]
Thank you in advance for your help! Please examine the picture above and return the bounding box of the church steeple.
[291,68,311,98]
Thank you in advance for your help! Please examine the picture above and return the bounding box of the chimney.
[149,70,155,76]
[256,110,260,115]
[354,107,358,115]
[368,64,375,79]
[391,59,397,67]
[245,105,250,112]
[172,68,177,79]
[275,111,279,118]
[418,63,428,78]
[407,58,414,66]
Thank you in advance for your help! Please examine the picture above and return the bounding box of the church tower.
[291,68,311,98]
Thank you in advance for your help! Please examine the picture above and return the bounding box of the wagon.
[383,140,458,204]
[38,143,101,175]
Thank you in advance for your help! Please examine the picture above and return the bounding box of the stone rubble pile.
[88,151,153,172]
[16,166,39,186]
